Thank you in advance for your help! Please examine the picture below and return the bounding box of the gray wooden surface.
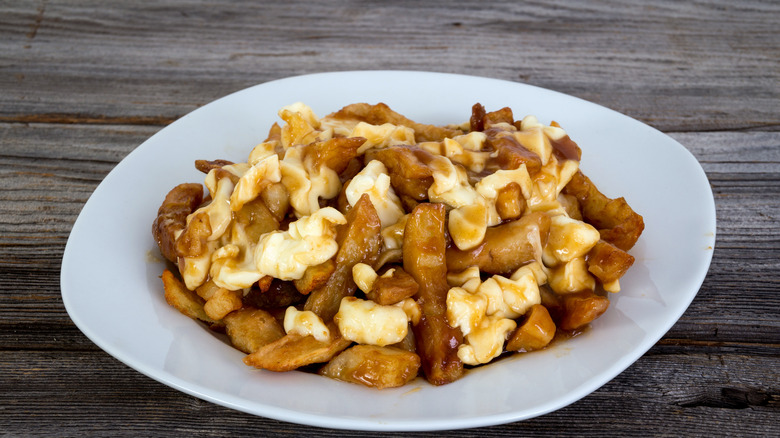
[1,1,778,436]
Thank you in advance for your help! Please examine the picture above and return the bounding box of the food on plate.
[152,101,644,388]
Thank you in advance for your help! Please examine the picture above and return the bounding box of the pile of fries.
[152,102,644,388]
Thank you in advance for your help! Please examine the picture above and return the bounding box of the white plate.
[61,71,716,431]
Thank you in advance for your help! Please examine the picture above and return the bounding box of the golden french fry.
[586,239,635,285]
[293,259,336,295]
[563,170,644,251]
[506,304,556,352]
[232,197,280,242]
[259,182,290,222]
[243,322,351,372]
[223,307,285,354]
[404,203,463,385]
[152,183,203,262]
[303,136,366,175]
[367,267,419,306]
[305,194,382,321]
[370,145,435,201]
[446,211,551,275]
[203,288,243,320]
[319,345,421,389]
[557,291,610,331]
[495,181,524,221]
[486,134,542,175]
[194,159,234,174]
[326,102,463,142]
[174,211,210,258]
[161,269,215,324]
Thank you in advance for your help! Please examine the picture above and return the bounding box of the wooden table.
[2,1,778,436]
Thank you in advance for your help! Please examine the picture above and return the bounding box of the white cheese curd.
[446,266,482,292]
[547,257,596,294]
[280,145,342,217]
[230,153,281,211]
[284,307,330,342]
[344,160,405,228]
[253,207,346,280]
[393,297,421,325]
[446,287,487,336]
[279,103,321,149]
[544,214,601,264]
[448,203,488,251]
[427,156,481,208]
[352,262,379,294]
[475,166,534,208]
[457,316,517,366]
[492,273,542,317]
[380,213,408,250]
[334,297,409,347]
[180,240,219,290]
[247,140,278,166]
[350,122,416,154]
[195,171,235,241]
[513,126,552,165]
[209,225,264,291]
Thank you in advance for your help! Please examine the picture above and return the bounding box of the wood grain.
[1,1,778,131]
[1,0,778,435]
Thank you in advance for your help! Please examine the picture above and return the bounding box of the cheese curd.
[334,297,410,347]
[344,160,405,228]
[446,266,543,365]
[544,214,601,265]
[280,144,342,217]
[284,307,330,342]
[230,154,281,212]
[254,207,346,281]
[350,122,415,154]
[457,316,517,366]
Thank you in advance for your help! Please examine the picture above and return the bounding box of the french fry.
[304,194,382,321]
[366,267,419,306]
[370,145,435,202]
[446,211,551,275]
[203,288,243,321]
[161,269,215,324]
[563,170,644,251]
[319,345,421,389]
[293,259,336,295]
[404,203,463,385]
[557,291,610,331]
[586,239,635,285]
[325,102,463,142]
[303,136,366,175]
[260,182,290,222]
[487,134,543,175]
[223,307,285,354]
[495,181,524,221]
[152,183,203,262]
[243,278,307,310]
[243,322,351,372]
[506,304,556,352]
[195,159,234,174]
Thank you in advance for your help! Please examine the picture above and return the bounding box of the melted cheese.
[284,307,330,342]
[344,160,405,228]
[253,207,346,280]
[334,297,409,347]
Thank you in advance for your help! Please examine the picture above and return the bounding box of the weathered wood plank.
[1,0,778,131]
[0,349,777,436]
